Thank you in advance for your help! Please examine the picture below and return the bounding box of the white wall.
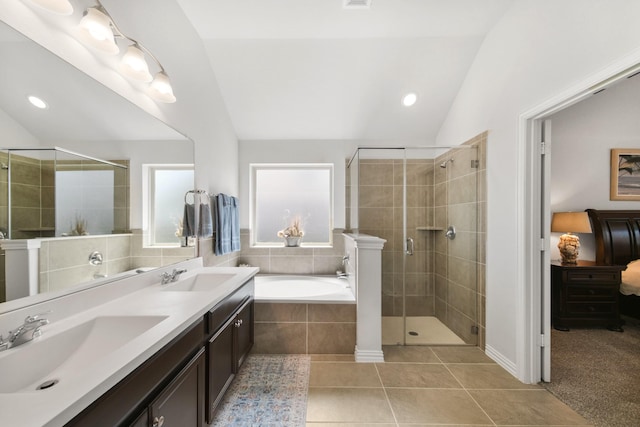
[550,75,640,261]
[0,108,40,147]
[436,0,640,378]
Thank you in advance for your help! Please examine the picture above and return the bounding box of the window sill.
[251,243,333,249]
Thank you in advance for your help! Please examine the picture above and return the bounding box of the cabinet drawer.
[566,284,617,301]
[207,279,254,336]
[566,302,616,315]
[565,270,620,284]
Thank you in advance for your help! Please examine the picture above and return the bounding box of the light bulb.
[120,45,152,82]
[77,8,119,55]
[148,72,176,103]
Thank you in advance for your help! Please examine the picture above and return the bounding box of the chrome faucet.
[160,268,187,284]
[2,312,50,350]
[342,253,350,265]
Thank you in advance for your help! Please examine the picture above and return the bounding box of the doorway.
[524,62,640,383]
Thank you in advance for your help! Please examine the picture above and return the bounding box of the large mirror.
[0,20,195,308]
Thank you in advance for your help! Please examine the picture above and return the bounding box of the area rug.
[211,354,311,427]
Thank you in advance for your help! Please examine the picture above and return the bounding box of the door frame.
[518,55,640,384]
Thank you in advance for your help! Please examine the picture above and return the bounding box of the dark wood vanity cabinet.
[205,280,254,423]
[65,278,254,427]
[147,348,205,427]
[131,348,205,427]
[66,319,205,427]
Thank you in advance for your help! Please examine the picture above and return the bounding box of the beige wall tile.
[270,256,314,274]
[48,237,108,269]
[312,255,343,275]
[255,303,307,322]
[106,235,131,259]
[359,162,394,186]
[308,304,356,322]
[308,322,356,354]
[253,322,307,353]
[48,265,103,292]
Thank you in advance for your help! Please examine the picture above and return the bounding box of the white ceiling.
[177,0,513,141]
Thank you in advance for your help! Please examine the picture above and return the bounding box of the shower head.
[440,159,453,168]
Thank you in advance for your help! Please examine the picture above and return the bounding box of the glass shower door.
[348,145,480,346]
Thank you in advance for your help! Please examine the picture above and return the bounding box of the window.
[251,164,333,246]
[143,164,194,247]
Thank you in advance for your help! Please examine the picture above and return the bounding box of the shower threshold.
[382,316,465,345]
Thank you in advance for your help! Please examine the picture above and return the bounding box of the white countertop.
[0,263,259,427]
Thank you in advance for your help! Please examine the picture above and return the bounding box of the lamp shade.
[148,72,176,103]
[77,7,119,55]
[25,0,73,15]
[551,211,592,234]
[120,45,153,82]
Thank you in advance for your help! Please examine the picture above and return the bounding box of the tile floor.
[306,345,591,426]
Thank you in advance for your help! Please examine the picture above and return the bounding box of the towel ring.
[184,189,211,204]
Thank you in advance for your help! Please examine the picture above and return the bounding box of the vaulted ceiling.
[177,0,513,141]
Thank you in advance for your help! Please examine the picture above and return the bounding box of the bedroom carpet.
[542,316,640,427]
[211,354,310,427]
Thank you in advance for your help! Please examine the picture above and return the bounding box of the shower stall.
[347,145,483,346]
[0,148,129,239]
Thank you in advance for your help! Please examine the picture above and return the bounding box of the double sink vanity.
[0,258,258,427]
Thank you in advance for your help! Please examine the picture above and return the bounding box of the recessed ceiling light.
[28,95,48,109]
[402,93,417,107]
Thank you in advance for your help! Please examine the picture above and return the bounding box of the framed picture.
[610,148,640,200]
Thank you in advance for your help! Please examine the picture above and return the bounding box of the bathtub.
[254,275,355,304]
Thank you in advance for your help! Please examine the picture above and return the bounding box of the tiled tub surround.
[235,229,346,275]
[253,302,356,354]
[36,231,194,296]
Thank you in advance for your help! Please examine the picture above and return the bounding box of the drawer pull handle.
[153,416,165,427]
[234,319,243,328]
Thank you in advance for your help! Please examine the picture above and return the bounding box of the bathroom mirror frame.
[0,19,195,313]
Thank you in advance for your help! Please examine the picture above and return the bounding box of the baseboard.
[485,344,517,377]
[354,347,385,363]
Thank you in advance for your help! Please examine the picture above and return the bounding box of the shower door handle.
[406,237,414,256]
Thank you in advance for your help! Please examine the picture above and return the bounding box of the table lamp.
[551,211,593,264]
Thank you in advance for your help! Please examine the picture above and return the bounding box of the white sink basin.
[0,315,167,393]
[162,273,236,292]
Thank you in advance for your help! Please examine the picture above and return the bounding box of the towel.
[198,198,213,238]
[182,203,195,237]
[214,193,241,255]
[230,196,240,252]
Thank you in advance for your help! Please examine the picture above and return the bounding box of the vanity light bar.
[21,0,176,103]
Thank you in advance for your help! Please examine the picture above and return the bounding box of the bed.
[586,209,640,319]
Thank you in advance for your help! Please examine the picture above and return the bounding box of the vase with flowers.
[277,215,304,247]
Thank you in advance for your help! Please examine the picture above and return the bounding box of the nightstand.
[551,260,625,332]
